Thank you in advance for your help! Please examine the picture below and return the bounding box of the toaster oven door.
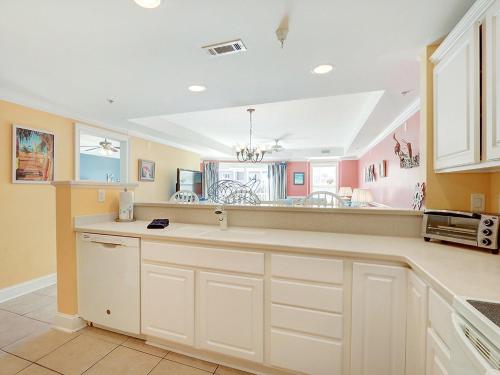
[423,211,479,245]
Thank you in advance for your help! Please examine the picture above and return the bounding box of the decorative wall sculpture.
[393,134,420,169]
[207,179,262,205]
[412,182,426,210]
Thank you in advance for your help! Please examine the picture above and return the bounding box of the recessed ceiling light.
[134,0,161,9]
[312,64,334,75]
[188,85,207,93]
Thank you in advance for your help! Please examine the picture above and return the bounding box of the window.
[311,162,338,193]
[218,163,270,201]
[75,124,129,183]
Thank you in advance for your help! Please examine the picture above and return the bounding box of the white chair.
[170,190,199,203]
[305,191,346,207]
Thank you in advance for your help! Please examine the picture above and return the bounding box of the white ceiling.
[0,0,475,159]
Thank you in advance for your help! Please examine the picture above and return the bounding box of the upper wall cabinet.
[433,24,481,170]
[432,0,498,172]
[485,1,500,160]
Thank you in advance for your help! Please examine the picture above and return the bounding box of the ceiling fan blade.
[110,147,119,152]
[83,147,100,151]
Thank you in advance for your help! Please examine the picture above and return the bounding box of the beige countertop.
[74,220,500,303]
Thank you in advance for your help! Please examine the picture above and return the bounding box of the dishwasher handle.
[90,240,124,248]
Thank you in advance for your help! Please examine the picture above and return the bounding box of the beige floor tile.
[23,303,56,324]
[165,352,217,372]
[3,327,79,361]
[33,285,57,298]
[0,293,55,315]
[83,326,128,344]
[17,364,60,375]
[122,337,168,357]
[0,350,31,375]
[149,359,213,375]
[84,346,161,375]
[37,333,118,375]
[215,365,255,375]
[0,310,49,348]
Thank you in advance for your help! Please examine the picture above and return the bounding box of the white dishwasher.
[77,232,140,334]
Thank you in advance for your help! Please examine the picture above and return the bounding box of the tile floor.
[0,285,254,375]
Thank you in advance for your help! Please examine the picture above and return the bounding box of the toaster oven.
[422,210,500,254]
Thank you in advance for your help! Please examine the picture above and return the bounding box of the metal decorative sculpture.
[393,134,420,168]
[412,182,426,210]
[207,179,262,205]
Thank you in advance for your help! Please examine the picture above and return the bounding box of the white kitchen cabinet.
[485,1,500,160]
[426,328,451,375]
[433,23,481,170]
[351,263,407,375]
[405,272,429,375]
[197,271,264,362]
[141,264,195,346]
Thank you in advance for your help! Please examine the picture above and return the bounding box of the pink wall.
[338,160,359,188]
[358,111,423,209]
[287,161,310,197]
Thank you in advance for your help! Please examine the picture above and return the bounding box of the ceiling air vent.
[202,39,247,56]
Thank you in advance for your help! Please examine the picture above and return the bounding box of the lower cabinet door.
[270,329,342,375]
[406,272,428,375]
[197,271,264,362]
[426,328,450,375]
[351,263,407,375]
[141,264,195,346]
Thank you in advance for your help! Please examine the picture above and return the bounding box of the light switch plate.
[471,193,485,212]
[98,189,105,203]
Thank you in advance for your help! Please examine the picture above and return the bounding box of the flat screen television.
[176,168,202,195]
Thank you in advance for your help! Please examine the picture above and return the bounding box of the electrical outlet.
[98,189,105,203]
[471,193,485,212]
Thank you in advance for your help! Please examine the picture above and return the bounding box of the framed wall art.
[138,159,155,182]
[293,172,305,185]
[12,125,55,184]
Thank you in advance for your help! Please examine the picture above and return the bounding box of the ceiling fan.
[81,139,120,155]
[270,139,285,153]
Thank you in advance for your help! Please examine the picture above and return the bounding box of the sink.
[171,226,212,237]
[202,228,266,240]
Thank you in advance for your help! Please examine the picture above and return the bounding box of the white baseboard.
[53,312,87,333]
[0,273,56,304]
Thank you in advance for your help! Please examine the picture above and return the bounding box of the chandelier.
[236,108,266,163]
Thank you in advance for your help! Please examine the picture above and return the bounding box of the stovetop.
[467,300,500,329]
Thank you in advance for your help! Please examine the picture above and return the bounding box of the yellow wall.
[130,137,201,201]
[0,101,73,289]
[422,45,494,211]
[0,99,200,290]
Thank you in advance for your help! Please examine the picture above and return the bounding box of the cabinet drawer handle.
[91,241,124,248]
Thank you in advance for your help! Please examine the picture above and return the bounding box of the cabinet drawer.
[428,289,453,347]
[271,254,343,284]
[271,304,343,339]
[142,241,264,275]
[270,329,342,375]
[271,279,343,313]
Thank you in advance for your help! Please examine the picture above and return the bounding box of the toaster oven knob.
[483,219,494,227]
[481,238,492,246]
[482,228,492,236]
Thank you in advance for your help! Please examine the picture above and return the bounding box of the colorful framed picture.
[12,125,55,184]
[293,172,305,185]
[139,159,155,182]
[378,160,387,178]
